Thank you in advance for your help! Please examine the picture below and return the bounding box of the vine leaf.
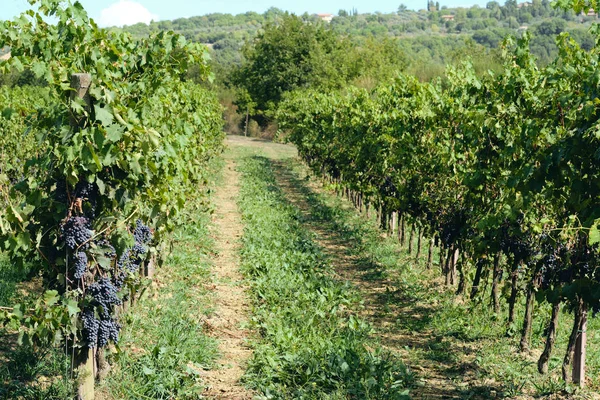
[94,104,114,126]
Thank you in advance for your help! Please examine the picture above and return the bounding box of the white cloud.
[98,1,158,27]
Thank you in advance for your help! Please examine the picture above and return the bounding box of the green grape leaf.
[94,104,114,126]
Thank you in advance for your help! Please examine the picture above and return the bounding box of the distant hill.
[117,1,594,76]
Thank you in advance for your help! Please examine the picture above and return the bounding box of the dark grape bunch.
[81,307,120,348]
[116,220,153,274]
[61,216,93,250]
[74,181,96,200]
[86,278,123,347]
[73,251,88,280]
[81,308,99,346]
[52,179,68,204]
[88,277,121,317]
[134,219,152,245]
[98,319,121,347]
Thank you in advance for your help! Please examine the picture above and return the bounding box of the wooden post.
[145,253,156,279]
[70,73,92,129]
[573,310,587,387]
[70,73,95,400]
[244,108,249,137]
[75,348,95,400]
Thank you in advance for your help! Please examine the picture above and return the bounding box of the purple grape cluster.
[74,181,96,200]
[116,220,153,274]
[73,251,88,280]
[61,216,93,250]
[88,277,121,317]
[134,219,152,245]
[98,318,121,347]
[81,308,99,347]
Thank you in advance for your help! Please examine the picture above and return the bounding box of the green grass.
[282,158,600,399]
[0,253,25,307]
[236,155,411,399]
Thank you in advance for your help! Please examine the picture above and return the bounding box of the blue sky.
[1,0,492,26]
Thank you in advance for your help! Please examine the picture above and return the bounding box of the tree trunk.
[450,247,459,285]
[96,348,111,380]
[408,223,414,255]
[456,252,466,295]
[538,301,561,373]
[444,246,453,285]
[562,299,587,383]
[439,246,446,276]
[491,253,502,314]
[427,235,434,269]
[75,347,95,400]
[399,215,406,247]
[507,265,519,326]
[470,258,485,300]
[416,226,423,260]
[520,283,536,352]
[573,309,588,387]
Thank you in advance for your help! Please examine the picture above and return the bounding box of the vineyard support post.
[70,72,95,400]
[573,311,587,387]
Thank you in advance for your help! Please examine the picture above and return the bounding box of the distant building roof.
[517,2,532,8]
[441,14,455,20]
[0,52,10,61]
[316,13,334,23]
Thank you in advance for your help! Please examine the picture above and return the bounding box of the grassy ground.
[235,152,412,399]
[277,155,600,399]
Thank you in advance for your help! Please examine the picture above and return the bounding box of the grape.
[117,244,146,273]
[117,249,131,269]
[134,220,152,245]
[81,308,99,347]
[88,277,121,317]
[98,318,121,348]
[61,216,93,250]
[132,243,147,257]
[113,271,127,289]
[74,181,96,200]
[73,251,88,280]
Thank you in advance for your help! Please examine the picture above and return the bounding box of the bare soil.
[202,150,253,399]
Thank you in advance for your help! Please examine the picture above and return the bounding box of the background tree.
[231,15,351,124]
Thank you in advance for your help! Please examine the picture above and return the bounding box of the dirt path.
[202,154,253,399]
[269,159,473,399]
